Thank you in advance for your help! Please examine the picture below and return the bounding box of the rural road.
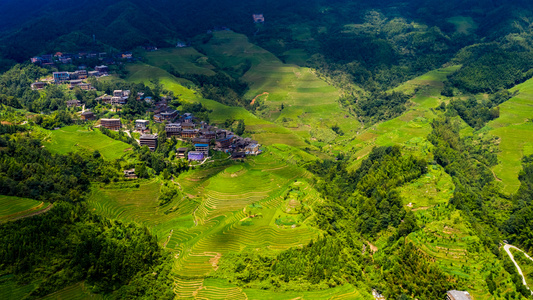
[503,244,533,294]
[125,130,140,144]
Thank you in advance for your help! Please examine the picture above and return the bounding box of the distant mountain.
[0,0,532,62]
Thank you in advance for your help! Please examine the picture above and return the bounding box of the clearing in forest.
[44,125,131,160]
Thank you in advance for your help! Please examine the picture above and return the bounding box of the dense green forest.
[0,202,164,297]
[0,133,111,201]
[0,127,172,298]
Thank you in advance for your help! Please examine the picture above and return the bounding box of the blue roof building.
[195,143,209,155]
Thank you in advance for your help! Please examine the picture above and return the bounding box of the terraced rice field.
[345,65,460,171]
[0,195,49,222]
[172,278,372,299]
[489,78,533,194]
[126,62,200,100]
[83,146,322,292]
[40,282,102,300]
[133,32,355,148]
[0,276,36,300]
[143,47,216,76]
[244,284,372,300]
[400,164,455,210]
[168,149,321,280]
[44,125,131,160]
[408,208,516,299]
[87,179,196,240]
[198,31,355,141]
[126,61,309,148]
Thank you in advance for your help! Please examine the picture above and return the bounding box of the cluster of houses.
[30,51,133,67]
[96,89,131,105]
[31,52,110,66]
[150,112,261,161]
[98,111,261,162]
[53,65,108,83]
[94,90,157,107]
[31,65,109,91]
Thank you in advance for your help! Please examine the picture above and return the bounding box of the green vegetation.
[5,1,533,298]
[0,196,48,223]
[489,78,533,194]
[341,91,412,126]
[44,125,131,160]
[0,196,43,218]
[143,48,216,76]
[0,202,163,297]
[511,249,533,289]
[162,31,352,145]
[445,90,514,130]
[448,44,533,94]
[0,133,120,202]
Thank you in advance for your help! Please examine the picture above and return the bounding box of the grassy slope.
[488,78,533,194]
[126,62,198,99]
[43,125,131,160]
[198,31,356,141]
[126,59,310,149]
[142,47,216,76]
[345,65,460,171]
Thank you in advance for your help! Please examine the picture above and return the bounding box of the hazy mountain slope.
[1,0,533,63]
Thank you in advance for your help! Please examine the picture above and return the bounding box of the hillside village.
[99,106,262,163]
[27,59,262,167]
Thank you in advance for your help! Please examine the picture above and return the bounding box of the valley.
[1,1,533,299]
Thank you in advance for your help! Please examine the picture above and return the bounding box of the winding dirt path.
[491,168,502,182]
[163,229,174,248]
[412,206,433,211]
[250,92,269,105]
[503,244,533,295]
